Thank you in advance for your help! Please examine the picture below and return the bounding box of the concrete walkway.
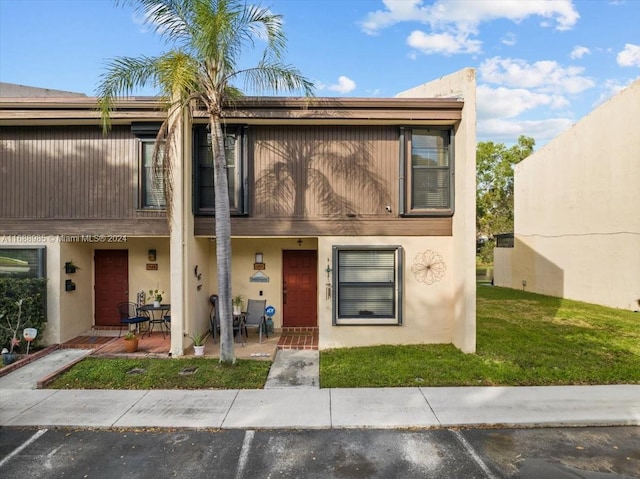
[1,349,639,430]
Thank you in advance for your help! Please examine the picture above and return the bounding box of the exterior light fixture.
[255,252,264,264]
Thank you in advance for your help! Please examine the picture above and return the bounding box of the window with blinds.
[333,246,403,325]
[405,128,453,215]
[141,140,166,209]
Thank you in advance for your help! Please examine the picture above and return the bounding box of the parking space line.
[450,429,497,479]
[235,429,255,479]
[0,428,48,468]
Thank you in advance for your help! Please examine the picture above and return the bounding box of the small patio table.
[139,304,171,338]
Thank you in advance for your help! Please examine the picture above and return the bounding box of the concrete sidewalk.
[1,349,639,430]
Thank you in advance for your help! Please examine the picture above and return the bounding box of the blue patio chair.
[117,302,149,337]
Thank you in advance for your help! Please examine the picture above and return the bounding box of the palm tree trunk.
[211,116,235,364]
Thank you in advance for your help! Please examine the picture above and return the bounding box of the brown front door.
[95,250,129,326]
[282,250,317,327]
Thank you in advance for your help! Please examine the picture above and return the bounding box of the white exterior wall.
[397,68,477,352]
[496,80,640,310]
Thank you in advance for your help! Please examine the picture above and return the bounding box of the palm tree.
[97,0,313,364]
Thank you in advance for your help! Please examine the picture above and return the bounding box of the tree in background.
[476,135,535,263]
[98,0,313,364]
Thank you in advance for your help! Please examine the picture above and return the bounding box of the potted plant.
[123,331,139,353]
[148,289,164,307]
[64,261,81,274]
[232,295,244,315]
[191,332,209,356]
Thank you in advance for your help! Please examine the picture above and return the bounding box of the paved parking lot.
[1,426,638,478]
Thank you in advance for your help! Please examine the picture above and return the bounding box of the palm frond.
[96,55,162,132]
[234,61,315,97]
[115,0,191,42]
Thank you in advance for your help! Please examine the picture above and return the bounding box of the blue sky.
[1,0,639,146]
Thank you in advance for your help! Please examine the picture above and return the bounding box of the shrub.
[0,278,47,351]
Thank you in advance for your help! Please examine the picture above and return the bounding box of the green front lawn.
[46,357,271,390]
[47,286,640,389]
[321,286,640,387]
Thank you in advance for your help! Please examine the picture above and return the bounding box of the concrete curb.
[36,355,90,389]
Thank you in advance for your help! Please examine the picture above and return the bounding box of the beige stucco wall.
[207,237,319,331]
[495,80,640,310]
[0,236,172,345]
[65,238,171,343]
[397,68,477,352]
[318,236,455,349]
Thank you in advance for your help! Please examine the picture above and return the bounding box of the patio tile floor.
[60,326,319,358]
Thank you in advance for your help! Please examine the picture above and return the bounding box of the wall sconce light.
[254,252,265,270]
[148,249,157,262]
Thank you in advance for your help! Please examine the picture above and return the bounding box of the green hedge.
[0,278,47,351]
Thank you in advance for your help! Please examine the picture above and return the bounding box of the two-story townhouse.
[0,68,476,356]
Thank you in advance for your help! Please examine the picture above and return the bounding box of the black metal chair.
[117,302,150,337]
[209,294,219,339]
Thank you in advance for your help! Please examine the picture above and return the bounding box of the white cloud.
[407,31,482,55]
[328,76,357,94]
[617,43,640,67]
[478,117,573,144]
[570,45,590,59]
[501,32,517,46]
[360,0,579,35]
[477,85,569,120]
[479,57,595,94]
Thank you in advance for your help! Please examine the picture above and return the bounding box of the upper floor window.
[141,140,166,209]
[194,125,247,215]
[332,245,404,326]
[401,128,454,216]
[132,123,165,210]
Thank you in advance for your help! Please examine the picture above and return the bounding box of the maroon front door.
[282,250,317,327]
[95,250,129,326]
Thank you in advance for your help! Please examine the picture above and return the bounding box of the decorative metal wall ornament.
[411,250,446,285]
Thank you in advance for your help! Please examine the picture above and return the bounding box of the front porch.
[60,327,318,358]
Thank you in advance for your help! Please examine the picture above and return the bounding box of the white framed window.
[333,245,403,325]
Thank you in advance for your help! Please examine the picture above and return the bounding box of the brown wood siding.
[194,216,452,237]
[250,125,398,218]
[0,125,167,234]
[194,124,453,237]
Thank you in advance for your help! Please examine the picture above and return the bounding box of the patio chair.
[117,302,150,337]
[209,294,219,339]
[243,299,268,343]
